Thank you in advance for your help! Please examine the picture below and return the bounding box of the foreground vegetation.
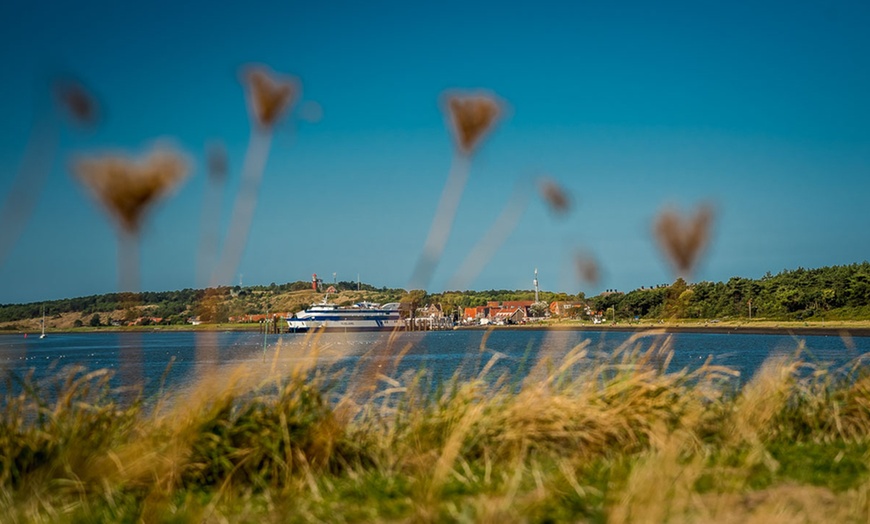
[2,333,870,522]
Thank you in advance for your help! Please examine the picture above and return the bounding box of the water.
[1,329,867,401]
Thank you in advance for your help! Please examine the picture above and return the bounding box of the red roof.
[502,300,534,308]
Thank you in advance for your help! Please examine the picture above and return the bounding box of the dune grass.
[2,334,870,522]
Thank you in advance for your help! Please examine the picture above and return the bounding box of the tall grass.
[2,335,869,522]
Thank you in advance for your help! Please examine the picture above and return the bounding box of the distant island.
[2,262,870,333]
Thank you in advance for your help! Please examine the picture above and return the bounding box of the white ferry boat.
[286,301,402,332]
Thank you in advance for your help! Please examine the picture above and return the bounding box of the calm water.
[1,329,868,401]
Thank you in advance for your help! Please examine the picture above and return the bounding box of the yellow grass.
[1,331,870,522]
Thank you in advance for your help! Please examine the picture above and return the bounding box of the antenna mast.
[534,268,539,303]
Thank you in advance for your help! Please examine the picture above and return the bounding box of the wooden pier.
[403,317,454,331]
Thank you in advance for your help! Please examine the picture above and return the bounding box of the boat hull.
[286,321,401,333]
[287,319,401,333]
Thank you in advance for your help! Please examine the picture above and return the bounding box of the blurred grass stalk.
[71,147,189,385]
[0,76,98,269]
[196,142,228,289]
[409,155,472,290]
[208,130,273,287]
[409,92,501,290]
[198,65,298,378]
[447,178,531,291]
[195,142,228,378]
[0,113,58,269]
[209,65,297,288]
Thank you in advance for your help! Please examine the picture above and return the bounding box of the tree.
[123,308,138,323]
[529,302,549,318]
[89,314,101,327]
[657,279,702,318]
[399,290,428,319]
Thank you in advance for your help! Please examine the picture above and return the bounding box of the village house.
[485,300,534,324]
[501,300,535,309]
[463,306,491,322]
[548,301,587,317]
[492,306,526,324]
[420,304,444,318]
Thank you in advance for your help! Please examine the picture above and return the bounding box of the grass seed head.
[54,76,100,127]
[654,203,714,277]
[444,91,502,155]
[537,177,571,216]
[574,252,600,285]
[243,64,300,130]
[72,146,190,233]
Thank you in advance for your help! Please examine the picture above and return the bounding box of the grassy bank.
[2,333,870,522]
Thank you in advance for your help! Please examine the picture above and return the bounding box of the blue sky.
[1,0,869,304]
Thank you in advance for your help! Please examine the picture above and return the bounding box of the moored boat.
[286,301,402,332]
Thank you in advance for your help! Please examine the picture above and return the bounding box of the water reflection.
[1,330,866,404]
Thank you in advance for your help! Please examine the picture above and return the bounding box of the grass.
[2,333,870,522]
[541,317,870,332]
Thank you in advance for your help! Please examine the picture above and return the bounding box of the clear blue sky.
[1,0,869,304]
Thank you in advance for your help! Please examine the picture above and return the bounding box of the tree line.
[590,262,870,321]
[0,289,207,324]
[4,263,870,325]
[0,281,400,325]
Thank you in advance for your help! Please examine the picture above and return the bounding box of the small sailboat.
[39,305,46,339]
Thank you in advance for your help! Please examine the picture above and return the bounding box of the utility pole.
[748,299,752,320]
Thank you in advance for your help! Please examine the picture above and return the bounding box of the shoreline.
[7,322,870,337]
[2,324,262,336]
[457,323,870,337]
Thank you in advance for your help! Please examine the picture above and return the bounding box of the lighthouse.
[312,273,318,291]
